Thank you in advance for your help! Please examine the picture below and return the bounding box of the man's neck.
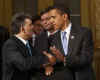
[48,29,55,33]
[16,33,27,40]
[61,20,70,31]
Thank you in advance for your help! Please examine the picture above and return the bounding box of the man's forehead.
[48,9,58,15]
[41,13,49,18]
[24,18,32,24]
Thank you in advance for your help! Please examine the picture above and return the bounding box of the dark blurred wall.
[0,0,12,30]
[13,0,38,16]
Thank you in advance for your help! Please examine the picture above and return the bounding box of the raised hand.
[50,46,65,62]
[44,65,54,76]
[43,51,56,65]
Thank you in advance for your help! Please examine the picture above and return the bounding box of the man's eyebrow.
[50,16,56,18]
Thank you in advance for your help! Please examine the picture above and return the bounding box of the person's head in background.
[0,26,9,42]
[0,26,9,51]
[11,12,34,40]
[47,5,71,31]
[40,7,55,33]
[32,15,43,35]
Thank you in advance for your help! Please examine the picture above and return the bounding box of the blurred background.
[0,0,100,80]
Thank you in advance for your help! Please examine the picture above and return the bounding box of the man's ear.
[63,14,68,21]
[20,25,25,33]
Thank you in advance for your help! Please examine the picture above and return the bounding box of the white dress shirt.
[15,35,27,45]
[61,23,72,55]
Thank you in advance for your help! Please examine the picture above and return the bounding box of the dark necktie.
[26,41,32,56]
[48,34,55,47]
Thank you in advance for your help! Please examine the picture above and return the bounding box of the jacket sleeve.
[2,41,48,71]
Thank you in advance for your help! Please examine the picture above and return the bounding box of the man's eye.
[51,16,56,19]
[29,24,33,26]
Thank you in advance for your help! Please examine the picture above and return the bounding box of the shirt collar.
[61,23,72,35]
[47,30,58,37]
[32,34,36,38]
[15,35,27,45]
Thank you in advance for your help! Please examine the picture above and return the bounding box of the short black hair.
[40,7,51,16]
[11,12,32,34]
[40,5,71,20]
[32,14,41,24]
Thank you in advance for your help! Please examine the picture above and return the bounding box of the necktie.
[48,35,53,46]
[62,32,68,55]
[26,41,32,56]
[32,34,36,47]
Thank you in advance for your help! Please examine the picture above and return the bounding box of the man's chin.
[45,27,51,30]
[46,27,54,31]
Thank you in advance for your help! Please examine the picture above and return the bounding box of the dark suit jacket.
[50,25,95,80]
[2,36,48,80]
[34,31,55,80]
[34,31,49,53]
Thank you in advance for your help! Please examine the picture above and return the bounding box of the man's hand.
[50,46,65,62]
[43,51,56,65]
[44,65,54,76]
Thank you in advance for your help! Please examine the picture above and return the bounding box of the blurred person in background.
[0,25,9,80]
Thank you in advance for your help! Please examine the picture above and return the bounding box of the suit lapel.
[12,36,30,57]
[53,25,79,56]
[67,25,78,56]
[54,31,65,56]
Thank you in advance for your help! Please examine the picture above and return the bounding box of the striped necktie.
[26,41,32,56]
[62,31,68,55]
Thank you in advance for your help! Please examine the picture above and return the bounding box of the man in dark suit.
[47,6,96,80]
[2,13,55,80]
[31,8,60,79]
[34,9,57,54]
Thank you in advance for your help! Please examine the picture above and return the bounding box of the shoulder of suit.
[52,30,60,36]
[79,26,91,33]
[2,36,16,48]
[72,25,91,33]
[5,36,23,45]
